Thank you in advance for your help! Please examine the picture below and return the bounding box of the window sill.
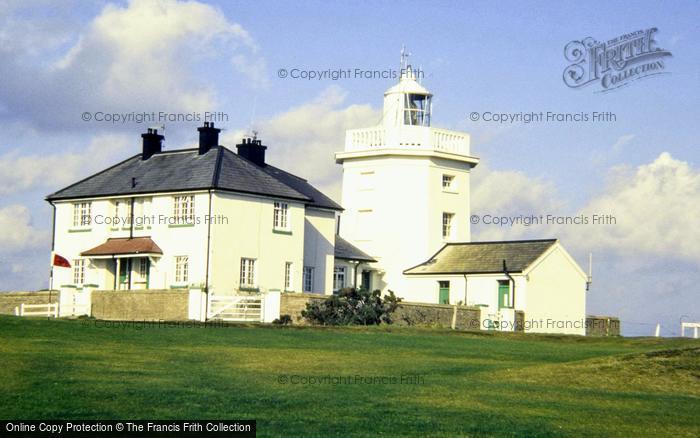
[169,284,189,289]
[272,228,292,235]
[69,228,92,233]
[168,223,195,228]
[60,284,77,288]
[239,287,260,292]
[442,189,458,194]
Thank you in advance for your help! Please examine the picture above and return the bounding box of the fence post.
[19,303,24,316]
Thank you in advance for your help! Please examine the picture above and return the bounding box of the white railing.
[345,126,470,156]
[15,303,58,318]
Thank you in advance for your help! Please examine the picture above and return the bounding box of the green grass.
[0,316,698,437]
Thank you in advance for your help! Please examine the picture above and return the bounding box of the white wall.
[522,245,587,335]
[209,192,306,294]
[51,191,210,290]
[303,208,336,295]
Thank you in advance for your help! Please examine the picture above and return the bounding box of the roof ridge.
[211,146,225,187]
[445,238,558,246]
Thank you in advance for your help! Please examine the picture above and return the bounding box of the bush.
[272,314,293,325]
[301,288,402,326]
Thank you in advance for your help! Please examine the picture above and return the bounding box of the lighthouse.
[335,50,480,301]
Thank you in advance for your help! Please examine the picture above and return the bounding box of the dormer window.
[404,93,431,126]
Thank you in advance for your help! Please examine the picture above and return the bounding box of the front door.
[118,258,131,290]
[498,280,511,309]
[132,257,150,290]
[438,281,450,304]
[361,270,371,291]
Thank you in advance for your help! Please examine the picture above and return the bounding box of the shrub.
[272,314,293,325]
[301,288,402,326]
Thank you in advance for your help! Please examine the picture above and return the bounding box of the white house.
[47,56,588,334]
[47,123,363,297]
[334,61,588,334]
[403,240,588,335]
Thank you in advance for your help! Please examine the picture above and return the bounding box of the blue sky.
[0,0,698,335]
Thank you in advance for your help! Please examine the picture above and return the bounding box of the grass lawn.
[0,315,698,436]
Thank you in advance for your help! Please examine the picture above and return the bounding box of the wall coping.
[586,315,620,320]
[0,291,57,296]
[280,292,328,299]
[399,301,481,312]
[93,289,189,295]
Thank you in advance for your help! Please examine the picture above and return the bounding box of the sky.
[0,0,698,336]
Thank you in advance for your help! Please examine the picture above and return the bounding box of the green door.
[118,259,130,290]
[361,271,371,291]
[498,280,511,309]
[438,281,450,304]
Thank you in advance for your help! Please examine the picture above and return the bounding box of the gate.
[207,294,264,322]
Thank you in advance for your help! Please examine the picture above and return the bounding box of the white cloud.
[0,0,263,128]
[566,152,700,262]
[0,133,132,195]
[471,163,564,241]
[224,86,380,201]
[0,204,48,251]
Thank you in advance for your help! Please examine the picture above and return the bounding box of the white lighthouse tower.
[336,50,479,301]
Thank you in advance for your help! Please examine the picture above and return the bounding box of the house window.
[73,259,85,285]
[273,202,289,230]
[442,212,454,240]
[240,258,257,288]
[133,198,149,227]
[284,262,293,291]
[333,266,347,291]
[136,258,149,282]
[72,202,92,227]
[442,174,455,190]
[113,199,131,225]
[175,256,189,283]
[173,195,195,224]
[303,266,314,292]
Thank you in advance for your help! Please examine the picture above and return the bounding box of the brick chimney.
[197,121,220,155]
[236,137,267,166]
[141,128,164,160]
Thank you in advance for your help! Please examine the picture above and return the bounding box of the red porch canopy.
[81,237,163,257]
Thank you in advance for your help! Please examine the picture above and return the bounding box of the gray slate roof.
[46,147,342,210]
[404,239,557,275]
[334,236,376,262]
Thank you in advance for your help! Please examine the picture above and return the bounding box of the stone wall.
[279,293,482,330]
[586,315,621,336]
[279,292,327,324]
[514,310,525,332]
[91,290,189,321]
[393,302,482,330]
[0,291,58,315]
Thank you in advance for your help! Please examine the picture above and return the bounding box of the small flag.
[52,253,71,268]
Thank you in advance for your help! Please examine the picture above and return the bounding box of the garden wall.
[586,315,621,336]
[91,289,189,321]
[0,291,58,315]
[279,293,483,330]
